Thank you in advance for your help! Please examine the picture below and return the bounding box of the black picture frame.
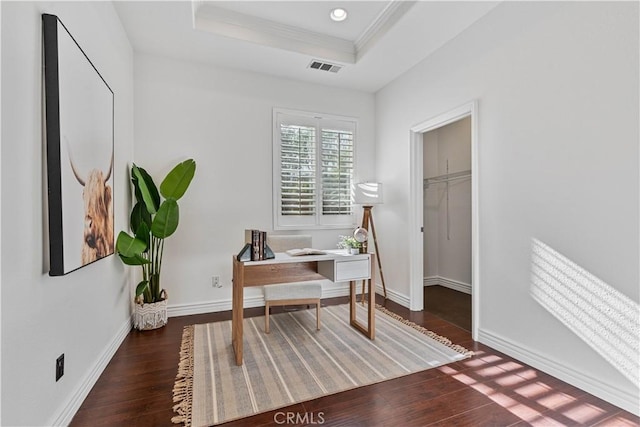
[43,14,115,276]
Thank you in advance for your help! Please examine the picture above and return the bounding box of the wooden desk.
[232,250,375,366]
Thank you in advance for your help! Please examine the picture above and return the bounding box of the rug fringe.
[375,304,475,357]
[172,325,195,426]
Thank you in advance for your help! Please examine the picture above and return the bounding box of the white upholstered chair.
[263,235,322,333]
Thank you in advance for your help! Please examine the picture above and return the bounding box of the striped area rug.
[172,303,472,427]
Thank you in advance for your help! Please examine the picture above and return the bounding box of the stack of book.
[236,229,275,261]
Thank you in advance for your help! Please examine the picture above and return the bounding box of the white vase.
[133,297,168,330]
[350,248,359,255]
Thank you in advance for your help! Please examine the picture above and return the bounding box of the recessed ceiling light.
[330,8,348,22]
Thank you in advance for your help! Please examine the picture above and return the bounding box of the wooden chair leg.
[316,300,320,330]
[265,302,270,333]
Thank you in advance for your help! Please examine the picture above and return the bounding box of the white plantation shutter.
[274,109,356,229]
[321,128,353,216]
[280,124,316,216]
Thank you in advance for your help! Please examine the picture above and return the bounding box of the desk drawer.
[317,256,371,282]
[242,261,324,286]
[335,258,370,281]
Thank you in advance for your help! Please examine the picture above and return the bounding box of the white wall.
[1,2,134,425]
[133,53,375,311]
[376,1,638,414]
[423,117,472,288]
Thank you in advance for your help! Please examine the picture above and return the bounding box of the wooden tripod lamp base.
[354,182,387,300]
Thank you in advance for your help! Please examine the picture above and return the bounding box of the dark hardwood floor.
[424,285,472,331]
[71,296,639,427]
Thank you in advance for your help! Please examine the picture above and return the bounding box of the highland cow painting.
[43,14,114,276]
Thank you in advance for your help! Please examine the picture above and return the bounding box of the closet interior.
[422,116,472,331]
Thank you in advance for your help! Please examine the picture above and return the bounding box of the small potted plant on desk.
[338,235,361,255]
[116,159,196,330]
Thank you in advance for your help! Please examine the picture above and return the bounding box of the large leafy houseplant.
[116,159,196,304]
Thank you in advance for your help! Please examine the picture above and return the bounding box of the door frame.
[408,101,480,340]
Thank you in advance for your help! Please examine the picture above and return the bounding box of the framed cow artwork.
[43,14,114,276]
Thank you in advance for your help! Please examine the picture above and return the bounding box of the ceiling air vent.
[308,60,342,73]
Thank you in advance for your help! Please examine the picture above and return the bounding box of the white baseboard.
[321,283,351,299]
[424,276,439,286]
[167,295,262,317]
[48,316,132,426]
[478,328,640,416]
[167,283,352,317]
[424,275,471,294]
[376,282,410,308]
[167,281,409,318]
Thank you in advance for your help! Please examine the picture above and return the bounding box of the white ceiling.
[114,1,500,93]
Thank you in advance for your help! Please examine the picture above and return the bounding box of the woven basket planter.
[133,290,168,330]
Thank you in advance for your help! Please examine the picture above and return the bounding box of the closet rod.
[424,169,472,188]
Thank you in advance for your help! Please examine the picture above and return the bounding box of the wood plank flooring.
[71,296,639,426]
[424,285,472,331]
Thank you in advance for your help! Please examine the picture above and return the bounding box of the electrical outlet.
[56,354,64,382]
[212,275,221,288]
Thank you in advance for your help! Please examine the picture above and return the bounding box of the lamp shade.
[353,182,383,205]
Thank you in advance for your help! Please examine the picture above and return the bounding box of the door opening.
[409,101,479,340]
[423,117,472,331]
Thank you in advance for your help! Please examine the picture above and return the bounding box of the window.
[273,109,356,229]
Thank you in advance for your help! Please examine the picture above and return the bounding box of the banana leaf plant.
[116,159,196,304]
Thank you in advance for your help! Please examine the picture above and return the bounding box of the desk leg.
[350,280,356,324]
[349,254,375,339]
[232,256,244,366]
[368,253,376,339]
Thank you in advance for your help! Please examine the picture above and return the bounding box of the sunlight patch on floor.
[493,373,527,387]
[536,391,577,410]
[441,349,623,426]
[514,382,553,399]
[562,402,607,424]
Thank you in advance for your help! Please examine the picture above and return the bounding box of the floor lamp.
[354,182,387,299]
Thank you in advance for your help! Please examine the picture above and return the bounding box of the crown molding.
[192,1,414,65]
[193,3,356,63]
[355,1,416,60]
